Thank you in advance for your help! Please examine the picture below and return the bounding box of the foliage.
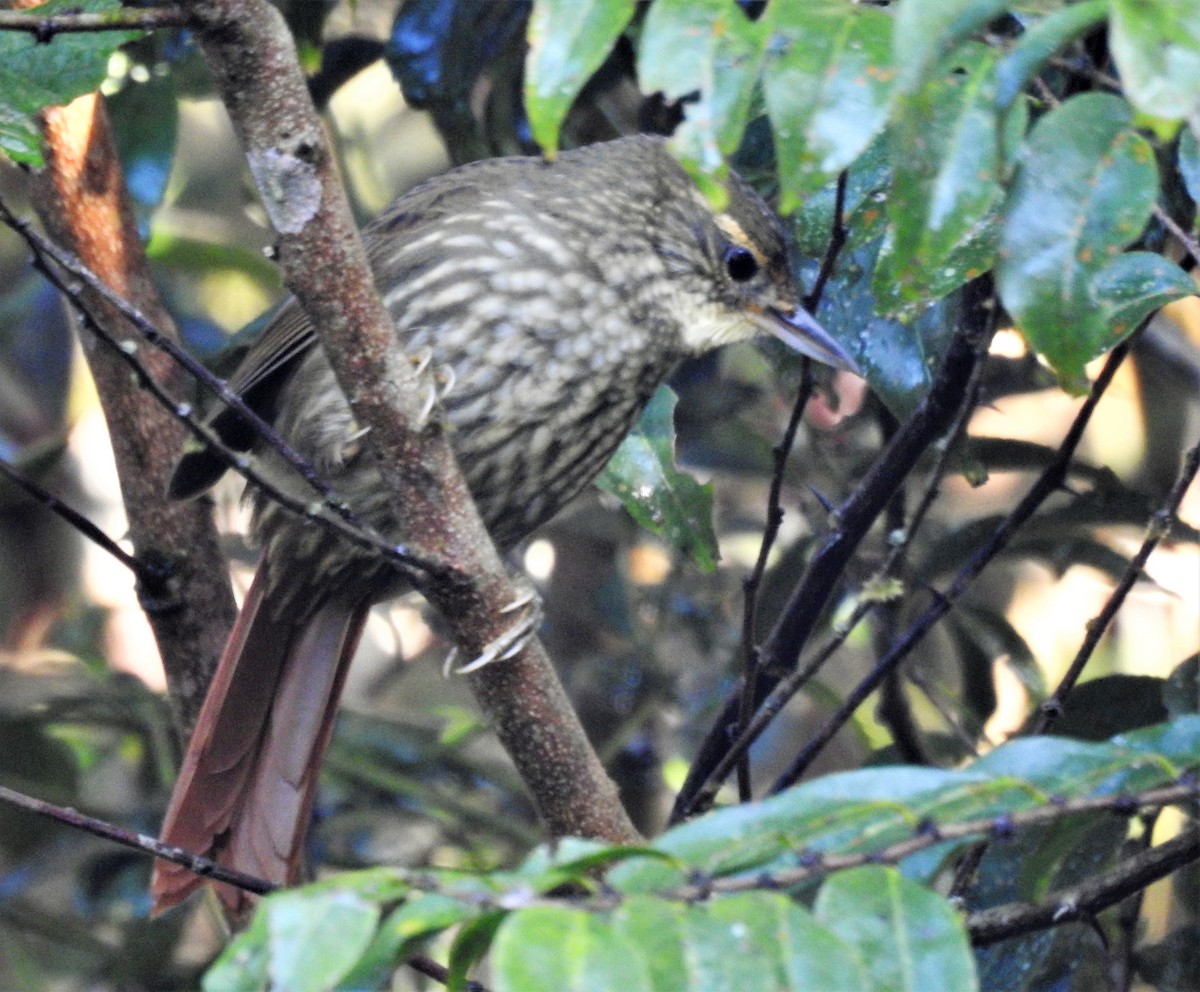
[0,0,1197,990]
[208,719,1200,991]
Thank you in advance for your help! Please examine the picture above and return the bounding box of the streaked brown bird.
[152,135,857,914]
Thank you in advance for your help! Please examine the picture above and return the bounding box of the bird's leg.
[442,579,543,676]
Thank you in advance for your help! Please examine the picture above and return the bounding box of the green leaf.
[264,890,380,992]
[335,893,478,992]
[892,0,1010,95]
[994,0,1109,111]
[597,386,718,572]
[610,719,1200,894]
[612,892,869,992]
[760,0,895,211]
[816,867,978,992]
[996,92,1190,390]
[791,131,891,257]
[492,907,652,992]
[1109,0,1200,122]
[1178,125,1200,202]
[203,908,270,992]
[0,0,140,166]
[525,0,636,154]
[878,42,1001,317]
[638,0,764,201]
[805,238,957,417]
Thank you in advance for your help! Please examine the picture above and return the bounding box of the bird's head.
[645,145,859,375]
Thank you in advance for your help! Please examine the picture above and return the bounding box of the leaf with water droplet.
[597,386,718,572]
[525,0,637,154]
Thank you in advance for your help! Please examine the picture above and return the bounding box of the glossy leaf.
[804,238,957,416]
[0,0,140,166]
[609,719,1200,893]
[611,892,869,992]
[816,867,978,992]
[639,0,764,201]
[1109,0,1200,122]
[791,132,891,258]
[335,893,477,992]
[760,0,895,211]
[1179,126,1200,202]
[996,93,1191,390]
[264,890,380,992]
[878,43,1001,316]
[492,907,652,992]
[597,386,719,572]
[525,0,636,154]
[994,0,1108,110]
[892,0,1010,95]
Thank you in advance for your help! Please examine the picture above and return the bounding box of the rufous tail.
[151,560,367,915]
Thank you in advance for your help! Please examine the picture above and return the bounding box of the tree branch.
[31,92,235,736]
[967,822,1200,946]
[179,0,638,846]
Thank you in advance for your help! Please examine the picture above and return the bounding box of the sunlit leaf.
[816,867,978,992]
[1109,0,1200,122]
[0,0,140,166]
[760,0,895,211]
[878,42,1002,317]
[525,0,636,154]
[639,0,764,201]
[996,93,1193,390]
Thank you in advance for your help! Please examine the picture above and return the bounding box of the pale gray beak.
[767,306,860,374]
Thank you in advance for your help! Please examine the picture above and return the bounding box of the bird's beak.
[766,306,860,375]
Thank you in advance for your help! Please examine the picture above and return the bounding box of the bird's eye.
[723,246,758,282]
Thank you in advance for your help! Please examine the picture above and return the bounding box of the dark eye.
[723,245,759,282]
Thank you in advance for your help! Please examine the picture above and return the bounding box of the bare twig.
[736,359,813,800]
[0,784,273,898]
[673,278,995,822]
[967,822,1200,946]
[770,339,1132,793]
[1034,432,1200,734]
[0,453,146,583]
[0,202,448,583]
[0,7,187,36]
[733,169,851,801]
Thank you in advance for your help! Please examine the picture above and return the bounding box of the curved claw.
[443,587,544,675]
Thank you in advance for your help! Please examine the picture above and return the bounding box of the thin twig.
[0,7,188,36]
[406,955,489,992]
[733,169,852,801]
[0,784,273,898]
[967,822,1200,946]
[0,453,144,578]
[768,340,1132,793]
[736,360,813,800]
[0,200,452,584]
[1153,203,1200,268]
[1035,433,1200,730]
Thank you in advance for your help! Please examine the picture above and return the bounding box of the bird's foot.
[443,585,543,676]
[411,347,458,432]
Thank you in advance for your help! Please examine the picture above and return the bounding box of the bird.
[151,134,858,914]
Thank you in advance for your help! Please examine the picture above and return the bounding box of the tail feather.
[152,561,367,915]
